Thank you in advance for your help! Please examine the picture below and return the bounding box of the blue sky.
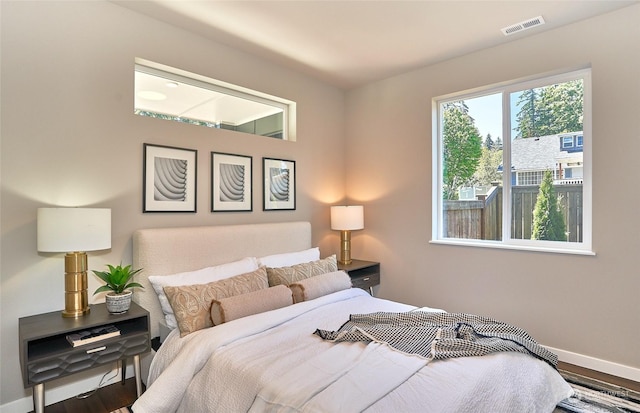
[465,94,502,140]
[465,93,522,141]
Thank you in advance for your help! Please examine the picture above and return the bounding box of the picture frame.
[143,143,197,213]
[211,152,253,212]
[263,157,296,211]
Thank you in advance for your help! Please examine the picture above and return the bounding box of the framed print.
[143,143,197,212]
[263,157,296,211]
[211,152,252,212]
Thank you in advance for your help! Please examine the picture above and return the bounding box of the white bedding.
[132,289,572,413]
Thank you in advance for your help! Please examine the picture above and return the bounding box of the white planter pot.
[105,291,133,314]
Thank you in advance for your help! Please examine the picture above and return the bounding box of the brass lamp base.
[62,252,90,318]
[338,230,353,265]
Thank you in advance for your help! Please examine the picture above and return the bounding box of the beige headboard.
[132,221,312,338]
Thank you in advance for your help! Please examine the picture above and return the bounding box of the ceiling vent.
[501,16,545,36]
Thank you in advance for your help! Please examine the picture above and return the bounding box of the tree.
[531,170,567,241]
[471,133,502,188]
[442,102,483,200]
[515,88,539,138]
[515,79,583,138]
[470,147,503,187]
[536,80,583,136]
[484,133,495,150]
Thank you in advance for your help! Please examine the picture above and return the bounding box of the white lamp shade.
[331,205,364,231]
[37,208,111,252]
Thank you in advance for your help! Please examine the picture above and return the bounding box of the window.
[134,59,296,140]
[516,171,545,186]
[432,68,592,254]
[562,136,574,149]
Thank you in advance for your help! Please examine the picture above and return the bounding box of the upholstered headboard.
[132,221,312,338]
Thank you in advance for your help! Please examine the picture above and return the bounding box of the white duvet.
[132,289,572,413]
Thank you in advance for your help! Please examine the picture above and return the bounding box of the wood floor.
[34,378,137,413]
[39,364,639,413]
[558,361,640,393]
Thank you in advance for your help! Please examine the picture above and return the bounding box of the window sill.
[429,239,596,256]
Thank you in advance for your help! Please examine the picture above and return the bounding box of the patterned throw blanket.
[315,311,558,368]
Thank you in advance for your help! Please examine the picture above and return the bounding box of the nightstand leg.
[369,286,374,296]
[133,354,142,397]
[121,359,126,384]
[33,383,44,413]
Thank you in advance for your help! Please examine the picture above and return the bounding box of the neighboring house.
[460,131,583,200]
[507,131,584,186]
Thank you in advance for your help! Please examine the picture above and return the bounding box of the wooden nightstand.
[19,301,150,413]
[338,259,380,296]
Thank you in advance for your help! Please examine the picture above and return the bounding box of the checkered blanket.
[315,311,558,368]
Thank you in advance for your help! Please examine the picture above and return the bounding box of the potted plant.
[93,264,143,314]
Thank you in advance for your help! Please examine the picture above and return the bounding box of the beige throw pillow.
[210,285,293,325]
[164,266,268,337]
[289,270,352,303]
[148,257,259,330]
[267,255,338,287]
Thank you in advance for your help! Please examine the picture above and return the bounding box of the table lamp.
[330,205,364,265]
[37,208,111,317]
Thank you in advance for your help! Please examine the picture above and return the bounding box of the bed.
[131,221,572,413]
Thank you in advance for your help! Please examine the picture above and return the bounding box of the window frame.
[562,136,574,149]
[431,67,593,255]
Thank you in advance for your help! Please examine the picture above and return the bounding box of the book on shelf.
[66,325,120,347]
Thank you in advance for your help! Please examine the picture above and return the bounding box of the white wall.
[345,4,640,376]
[0,1,346,409]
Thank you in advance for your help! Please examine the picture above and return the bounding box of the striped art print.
[211,152,252,212]
[143,144,197,212]
[262,157,296,211]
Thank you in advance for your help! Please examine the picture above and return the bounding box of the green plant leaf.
[94,285,114,294]
[123,282,144,290]
[91,263,144,295]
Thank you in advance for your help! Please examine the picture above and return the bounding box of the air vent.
[501,16,545,36]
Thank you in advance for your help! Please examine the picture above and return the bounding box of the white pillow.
[148,257,259,329]
[257,247,320,268]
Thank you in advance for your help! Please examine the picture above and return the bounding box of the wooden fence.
[443,184,582,242]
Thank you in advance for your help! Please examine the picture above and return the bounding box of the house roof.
[510,133,583,171]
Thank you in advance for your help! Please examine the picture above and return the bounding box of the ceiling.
[115,0,638,90]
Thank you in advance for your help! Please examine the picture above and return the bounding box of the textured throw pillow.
[267,255,338,287]
[257,247,320,268]
[289,270,352,303]
[210,285,293,325]
[164,266,269,337]
[148,257,259,330]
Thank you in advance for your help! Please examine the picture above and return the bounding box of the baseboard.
[0,363,133,413]
[546,345,640,383]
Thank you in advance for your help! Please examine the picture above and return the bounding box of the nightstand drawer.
[27,333,149,385]
[338,260,380,295]
[350,272,381,290]
[19,302,150,413]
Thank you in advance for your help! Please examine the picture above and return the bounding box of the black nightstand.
[338,259,380,296]
[19,302,150,413]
